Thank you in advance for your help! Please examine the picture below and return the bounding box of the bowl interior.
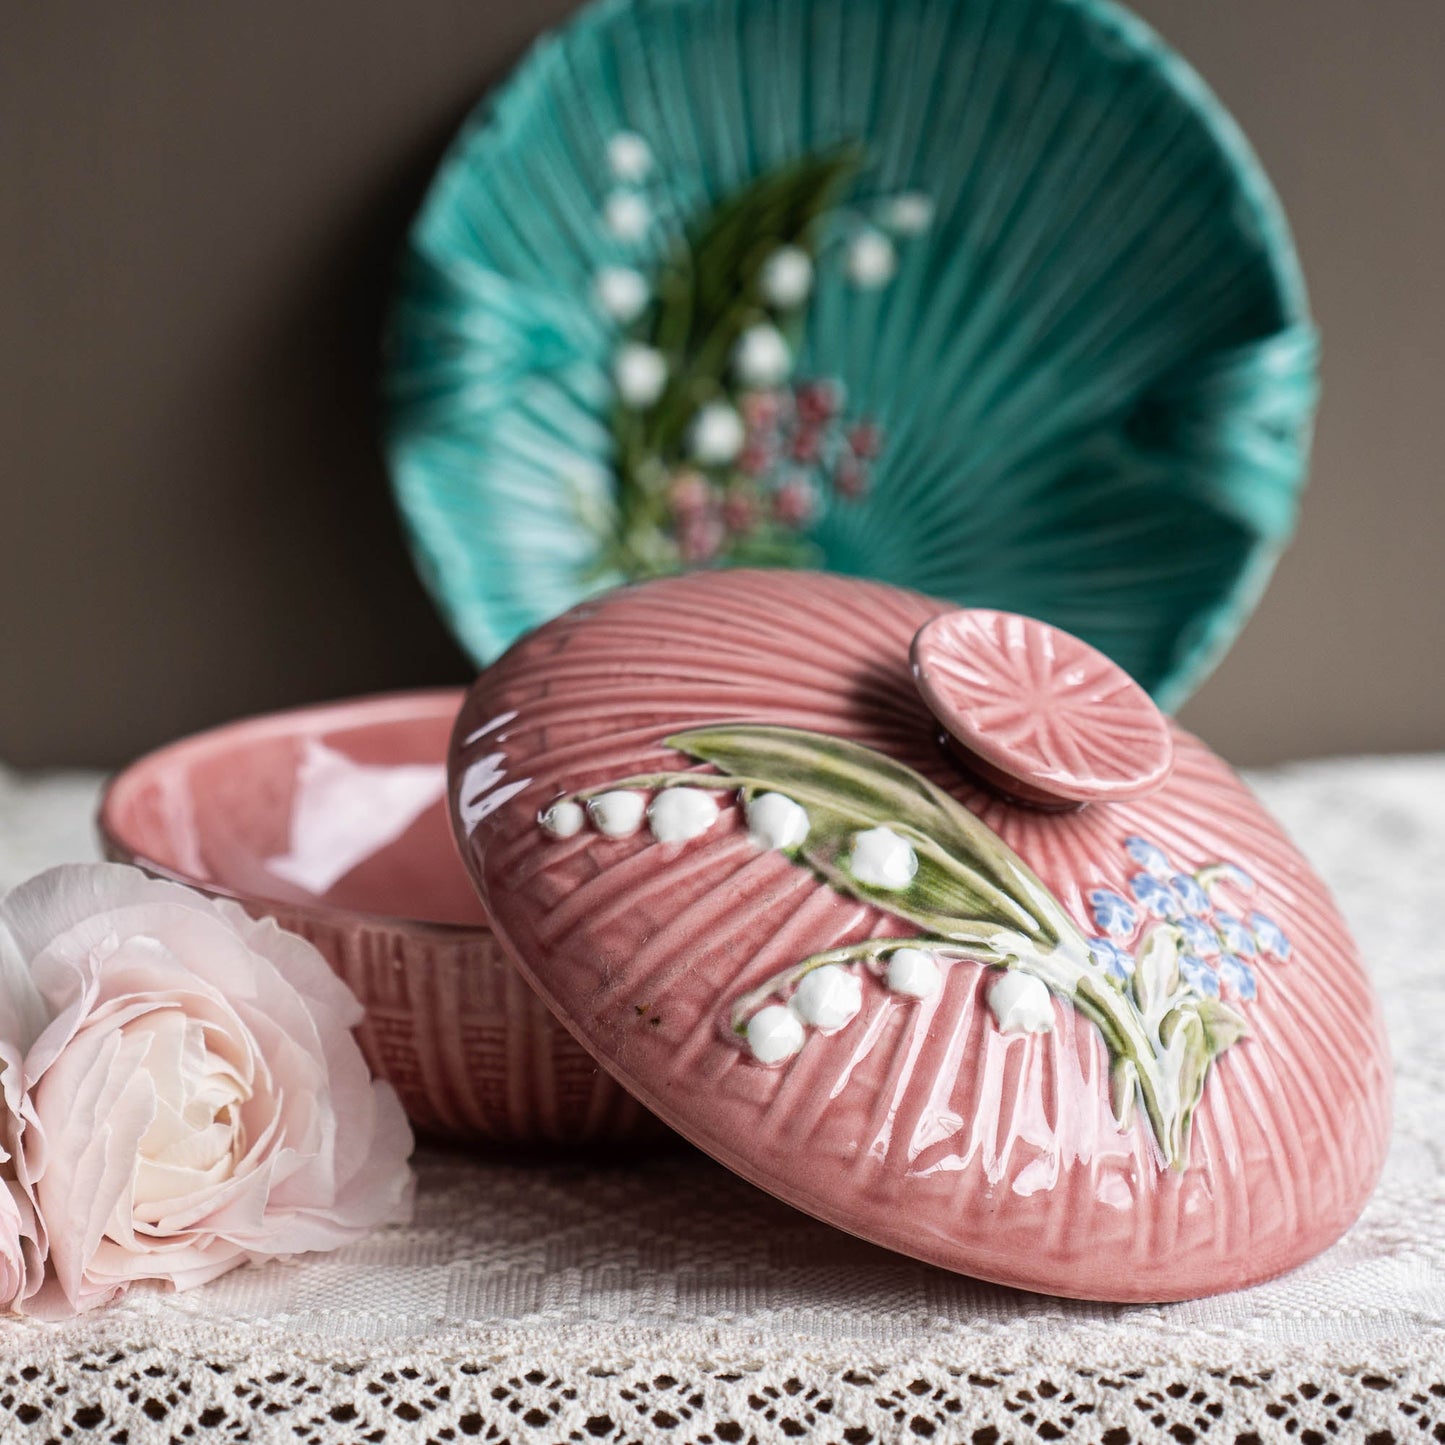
[101,691,486,928]
[388,0,1316,711]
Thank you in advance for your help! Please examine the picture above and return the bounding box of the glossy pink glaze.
[450,571,1392,1301]
[99,691,655,1144]
[911,609,1174,807]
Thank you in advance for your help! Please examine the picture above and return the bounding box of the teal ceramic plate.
[387,0,1317,708]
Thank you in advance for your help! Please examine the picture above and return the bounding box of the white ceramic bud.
[745,792,809,851]
[760,245,814,308]
[607,132,653,183]
[587,790,647,838]
[988,972,1054,1035]
[604,190,652,242]
[594,266,650,323]
[688,402,746,465]
[846,229,897,287]
[746,1004,805,1065]
[614,343,668,407]
[886,947,942,999]
[791,965,862,1031]
[732,324,793,387]
[888,193,935,234]
[647,787,720,843]
[541,800,585,838]
[847,827,917,890]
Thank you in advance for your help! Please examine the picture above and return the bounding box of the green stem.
[726,925,1196,1166]
[728,938,927,1034]
[568,772,747,802]
[1015,944,1199,1169]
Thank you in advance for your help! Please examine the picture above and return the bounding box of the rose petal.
[0,920,47,1057]
[37,1026,157,1311]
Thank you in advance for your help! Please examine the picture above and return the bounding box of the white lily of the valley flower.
[888,193,935,234]
[846,229,897,287]
[886,947,942,999]
[594,266,650,323]
[987,972,1054,1035]
[614,343,668,408]
[848,827,917,889]
[541,800,586,838]
[604,190,652,242]
[688,402,746,465]
[587,791,647,838]
[746,1004,805,1064]
[647,787,720,843]
[791,965,862,1031]
[746,792,809,851]
[733,324,793,388]
[607,132,653,183]
[760,245,813,308]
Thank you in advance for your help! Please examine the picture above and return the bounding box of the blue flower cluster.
[1084,836,1290,1003]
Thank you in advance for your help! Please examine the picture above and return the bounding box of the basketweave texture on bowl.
[97,691,657,1145]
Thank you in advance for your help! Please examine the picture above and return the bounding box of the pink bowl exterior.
[451,571,1393,1301]
[218,897,652,1144]
[98,690,658,1146]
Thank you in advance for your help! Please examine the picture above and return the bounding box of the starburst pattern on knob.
[911,610,1174,807]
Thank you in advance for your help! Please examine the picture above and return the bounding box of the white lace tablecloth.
[0,758,1441,1443]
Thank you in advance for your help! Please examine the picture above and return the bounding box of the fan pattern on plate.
[450,571,1389,1302]
[911,608,1175,803]
[389,0,1318,709]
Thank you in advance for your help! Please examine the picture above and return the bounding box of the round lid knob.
[910,609,1174,808]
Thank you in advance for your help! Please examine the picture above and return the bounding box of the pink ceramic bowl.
[98,690,654,1145]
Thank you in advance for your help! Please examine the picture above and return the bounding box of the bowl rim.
[97,687,485,940]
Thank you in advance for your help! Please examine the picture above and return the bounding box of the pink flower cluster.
[0,865,413,1316]
[668,381,881,564]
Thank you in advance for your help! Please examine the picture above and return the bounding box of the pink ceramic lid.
[448,570,1390,1302]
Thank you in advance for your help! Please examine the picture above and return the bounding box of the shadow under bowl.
[97,689,659,1146]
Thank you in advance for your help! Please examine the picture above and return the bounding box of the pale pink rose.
[0,934,45,1311]
[0,864,413,1315]
[0,1184,28,1310]
[0,1093,42,1310]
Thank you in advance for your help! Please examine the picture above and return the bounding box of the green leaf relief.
[553,725,1253,1170]
[1132,925,1183,1020]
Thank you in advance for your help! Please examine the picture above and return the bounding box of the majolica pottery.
[449,570,1390,1302]
[389,0,1317,710]
[98,691,656,1144]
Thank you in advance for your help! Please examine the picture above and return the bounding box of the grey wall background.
[2,1,1442,770]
